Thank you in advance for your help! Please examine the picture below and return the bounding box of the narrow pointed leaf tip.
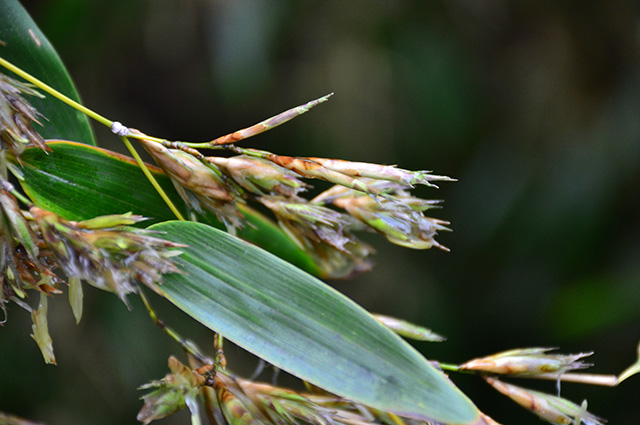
[148,220,479,424]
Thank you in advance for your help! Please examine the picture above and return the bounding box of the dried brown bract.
[0,185,59,317]
[0,73,47,159]
[30,208,184,302]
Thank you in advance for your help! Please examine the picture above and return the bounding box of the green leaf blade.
[0,0,96,145]
[151,220,479,424]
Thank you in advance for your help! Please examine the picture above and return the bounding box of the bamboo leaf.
[0,0,96,145]
[17,141,321,276]
[149,220,479,424]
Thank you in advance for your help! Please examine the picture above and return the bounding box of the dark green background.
[2,1,639,424]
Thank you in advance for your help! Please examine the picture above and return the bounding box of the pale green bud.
[372,314,446,342]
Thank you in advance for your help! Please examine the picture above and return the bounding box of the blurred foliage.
[2,0,639,424]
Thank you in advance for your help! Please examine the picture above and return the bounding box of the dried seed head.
[213,375,265,425]
[137,356,203,425]
[461,348,593,376]
[237,379,330,425]
[139,138,244,230]
[0,73,47,158]
[332,194,450,251]
[260,153,392,198]
[30,207,184,302]
[258,195,373,278]
[208,155,308,197]
[303,157,455,188]
[259,195,364,253]
[0,185,60,313]
[484,376,604,425]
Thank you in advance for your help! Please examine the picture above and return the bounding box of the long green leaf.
[0,0,96,145]
[150,220,479,424]
[17,141,321,276]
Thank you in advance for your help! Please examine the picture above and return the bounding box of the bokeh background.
[2,0,640,424]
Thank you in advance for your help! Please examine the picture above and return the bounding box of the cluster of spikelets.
[0,74,185,362]
[133,94,454,277]
[135,345,611,425]
[0,182,184,363]
[2,71,627,425]
[0,74,47,157]
[137,355,483,425]
[460,348,605,425]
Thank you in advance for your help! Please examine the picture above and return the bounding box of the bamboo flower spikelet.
[0,74,47,159]
[138,356,204,424]
[30,208,184,301]
[2,54,635,425]
[139,137,244,230]
[131,94,456,257]
[483,377,604,425]
[460,348,594,376]
[0,185,59,313]
[139,356,502,425]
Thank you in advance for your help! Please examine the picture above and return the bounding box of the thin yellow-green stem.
[1,58,189,220]
[127,133,170,145]
[0,57,112,128]
[121,136,185,221]
[138,289,210,364]
[213,333,226,369]
[439,362,462,372]
[387,412,409,425]
[8,186,34,208]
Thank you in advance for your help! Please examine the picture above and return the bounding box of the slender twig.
[120,136,185,221]
[523,372,618,387]
[213,333,226,370]
[138,288,211,365]
[0,57,112,128]
[0,58,189,219]
[439,362,462,372]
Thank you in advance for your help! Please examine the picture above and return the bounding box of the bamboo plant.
[0,1,638,425]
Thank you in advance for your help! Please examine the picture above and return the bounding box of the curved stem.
[0,58,188,220]
[121,136,185,221]
[0,57,112,128]
[524,372,619,387]
[138,288,211,365]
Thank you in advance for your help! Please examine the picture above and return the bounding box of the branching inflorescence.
[1,63,639,425]
[129,93,454,277]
